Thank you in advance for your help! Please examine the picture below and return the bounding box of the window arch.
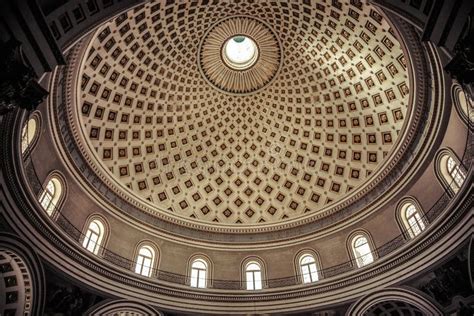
[299,254,319,284]
[82,217,107,255]
[436,149,466,195]
[134,244,156,277]
[20,112,41,156]
[397,198,426,239]
[21,117,38,155]
[245,261,263,290]
[452,83,474,125]
[348,232,376,268]
[38,175,64,216]
[190,258,208,288]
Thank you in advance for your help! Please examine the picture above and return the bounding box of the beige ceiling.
[76,0,409,224]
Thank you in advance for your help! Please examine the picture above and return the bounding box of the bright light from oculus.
[222,36,258,70]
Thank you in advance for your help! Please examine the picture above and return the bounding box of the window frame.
[396,197,427,240]
[39,179,56,214]
[134,245,156,277]
[20,112,41,157]
[190,258,208,288]
[347,231,377,268]
[38,173,66,218]
[245,261,263,290]
[81,216,108,256]
[435,148,467,196]
[21,117,37,155]
[299,254,319,284]
[405,204,425,237]
[242,257,266,291]
[452,83,474,127]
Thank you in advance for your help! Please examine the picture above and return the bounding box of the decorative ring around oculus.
[198,16,282,95]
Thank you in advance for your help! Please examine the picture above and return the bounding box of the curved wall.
[0,0,472,314]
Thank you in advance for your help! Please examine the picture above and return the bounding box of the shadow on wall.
[405,242,474,313]
[43,266,106,316]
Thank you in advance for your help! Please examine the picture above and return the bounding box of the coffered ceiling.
[76,0,410,224]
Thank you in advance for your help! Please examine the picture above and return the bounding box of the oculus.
[222,36,259,70]
[198,16,282,94]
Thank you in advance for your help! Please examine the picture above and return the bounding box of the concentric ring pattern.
[76,0,410,225]
[198,16,282,94]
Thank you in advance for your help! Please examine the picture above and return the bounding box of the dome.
[1,0,472,314]
[74,0,409,226]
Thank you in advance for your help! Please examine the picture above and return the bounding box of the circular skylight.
[222,36,258,70]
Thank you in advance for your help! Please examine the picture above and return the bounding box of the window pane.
[415,213,425,230]
[90,222,100,234]
[21,119,36,154]
[354,236,374,267]
[247,263,260,271]
[82,231,92,249]
[87,233,99,253]
[192,260,206,269]
[40,193,52,211]
[141,266,150,277]
[246,271,254,290]
[46,181,56,195]
[198,270,206,288]
[453,168,465,187]
[447,157,456,172]
[302,265,310,276]
[408,217,421,236]
[301,255,314,264]
[143,257,152,268]
[139,247,152,257]
[405,204,416,217]
[302,272,311,283]
[135,256,144,274]
[254,271,262,290]
[191,269,199,287]
[354,236,367,248]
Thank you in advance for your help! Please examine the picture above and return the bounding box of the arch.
[347,230,377,268]
[435,148,467,195]
[452,83,474,126]
[187,254,213,288]
[81,215,109,256]
[346,287,443,315]
[20,112,41,156]
[294,249,323,284]
[85,299,163,316]
[134,241,159,277]
[38,171,66,217]
[396,197,427,239]
[190,258,208,288]
[241,257,266,290]
[0,233,45,316]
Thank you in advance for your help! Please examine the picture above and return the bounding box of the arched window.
[245,261,262,290]
[402,203,425,238]
[447,156,466,190]
[437,150,466,194]
[21,117,37,154]
[453,84,474,124]
[82,219,105,255]
[352,235,374,268]
[190,259,208,288]
[299,254,318,284]
[39,177,63,216]
[135,245,155,277]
